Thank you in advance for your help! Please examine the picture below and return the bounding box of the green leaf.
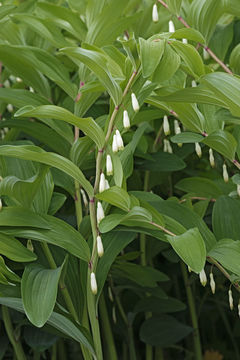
[0,233,37,262]
[134,296,186,314]
[152,43,180,83]
[60,46,122,106]
[0,207,49,229]
[0,89,50,108]
[0,256,20,284]
[96,186,131,212]
[15,105,104,150]
[0,145,94,198]
[175,177,223,199]
[171,132,204,143]
[165,0,182,15]
[230,44,240,74]
[212,196,240,241]
[22,263,63,327]
[202,130,237,161]
[139,152,186,172]
[167,103,205,133]
[170,28,205,43]
[139,38,165,78]
[166,228,206,273]
[0,5,16,20]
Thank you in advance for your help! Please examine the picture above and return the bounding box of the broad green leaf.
[0,297,96,358]
[0,5,15,20]
[167,103,205,133]
[165,0,182,15]
[15,105,104,149]
[134,296,186,314]
[48,192,67,215]
[118,32,139,70]
[209,23,233,62]
[0,256,20,284]
[230,44,240,74]
[60,46,122,106]
[22,263,63,327]
[139,38,165,78]
[170,28,205,43]
[0,145,94,197]
[0,89,50,108]
[70,137,93,167]
[0,233,37,262]
[0,207,49,229]
[166,228,206,273]
[202,130,237,160]
[175,177,223,199]
[171,132,204,143]
[171,41,205,78]
[212,196,240,241]
[139,152,186,172]
[96,186,131,212]
[152,43,180,83]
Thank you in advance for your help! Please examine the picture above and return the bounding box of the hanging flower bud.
[163,115,170,136]
[163,139,168,152]
[195,142,202,158]
[97,202,105,224]
[199,269,207,287]
[29,87,34,93]
[105,179,110,190]
[223,164,229,183]
[106,155,113,176]
[0,198,2,211]
[97,235,104,257]
[112,305,117,324]
[90,272,98,295]
[108,286,114,302]
[203,48,210,60]
[191,80,197,87]
[80,189,88,208]
[7,104,13,113]
[168,20,175,33]
[209,148,215,168]
[174,120,179,134]
[123,110,130,129]
[112,134,118,153]
[152,4,159,23]
[27,239,34,252]
[210,272,216,294]
[237,184,240,197]
[131,93,140,112]
[16,77,22,83]
[99,173,106,193]
[167,141,173,154]
[116,130,124,150]
[228,289,234,310]
[3,80,10,88]
[182,38,188,44]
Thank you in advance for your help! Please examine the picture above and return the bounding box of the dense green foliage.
[1,0,240,359]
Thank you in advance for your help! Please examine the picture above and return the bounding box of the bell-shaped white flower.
[97,202,105,224]
[105,179,110,190]
[163,139,168,152]
[223,164,229,183]
[195,142,202,158]
[131,93,140,112]
[97,235,104,257]
[123,110,130,129]
[192,80,197,88]
[174,120,179,134]
[112,134,118,153]
[16,77,22,83]
[106,155,113,176]
[199,269,207,287]
[182,38,188,44]
[80,189,88,207]
[90,272,98,295]
[7,104,13,113]
[163,115,170,136]
[203,48,210,60]
[116,130,124,150]
[168,20,175,33]
[228,289,234,310]
[152,4,159,23]
[99,173,106,193]
[210,272,216,294]
[209,148,215,168]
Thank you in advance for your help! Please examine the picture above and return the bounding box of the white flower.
[16,77,22,83]
[167,141,173,154]
[210,272,216,294]
[105,179,110,190]
[228,289,233,310]
[223,164,229,183]
[90,272,98,295]
[7,104,13,113]
[203,48,210,60]
[29,87,34,93]
[209,148,215,168]
[191,80,197,88]
[99,173,106,193]
[97,202,105,224]
[123,110,130,129]
[106,155,113,176]
[131,93,140,112]
[3,80,10,88]
[164,139,172,153]
[168,20,175,33]
[174,120,179,134]
[195,142,202,158]
[112,134,118,153]
[163,115,170,136]
[97,235,104,257]
[80,189,88,207]
[116,130,124,150]
[237,184,240,197]
[182,38,188,44]
[199,269,207,287]
[152,4,159,23]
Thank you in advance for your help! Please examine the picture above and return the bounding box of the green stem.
[155,347,164,360]
[99,293,118,360]
[180,262,202,360]
[51,343,57,360]
[2,306,27,360]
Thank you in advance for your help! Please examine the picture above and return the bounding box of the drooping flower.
[112,134,118,153]
[223,164,229,183]
[210,272,216,294]
[80,189,88,207]
[168,20,175,33]
[209,149,215,168]
[131,93,140,112]
[228,289,234,310]
[163,115,170,136]
[182,38,188,44]
[106,155,113,176]
[97,202,105,224]
[191,80,197,88]
[199,269,207,287]
[152,4,159,23]
[99,173,106,193]
[97,235,104,257]
[123,110,130,129]
[116,130,124,150]
[195,142,202,158]
[105,179,110,190]
[90,272,98,295]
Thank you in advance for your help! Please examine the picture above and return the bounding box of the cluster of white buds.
[112,130,124,153]
[222,164,229,183]
[80,189,88,208]
[195,142,202,158]
[123,110,130,129]
[209,148,215,168]
[182,38,188,44]
[97,202,105,224]
[106,155,113,176]
[168,20,175,33]
[191,80,197,88]
[163,139,173,154]
[199,268,207,287]
[131,93,140,112]
[152,4,159,23]
[90,272,98,295]
[96,235,104,257]
[228,289,234,310]
[163,115,170,136]
[237,184,240,197]
[209,272,216,294]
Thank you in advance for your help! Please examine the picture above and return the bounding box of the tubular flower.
[97,235,104,257]
[152,4,159,23]
[182,38,188,44]
[123,110,130,129]
[203,48,210,60]
[163,115,170,136]
[195,142,202,158]
[105,179,110,190]
[112,134,118,153]
[191,80,197,87]
[97,202,105,224]
[106,155,113,176]
[210,272,216,294]
[90,272,98,295]
[223,164,229,183]
[99,173,106,193]
[228,289,234,310]
[199,269,207,287]
[116,130,124,150]
[209,148,215,168]
[131,93,140,112]
[168,20,175,33]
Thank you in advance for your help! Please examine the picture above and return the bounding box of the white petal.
[123,110,130,129]
[131,93,140,112]
[168,20,175,33]
[90,272,98,295]
[97,235,104,257]
[152,4,159,23]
